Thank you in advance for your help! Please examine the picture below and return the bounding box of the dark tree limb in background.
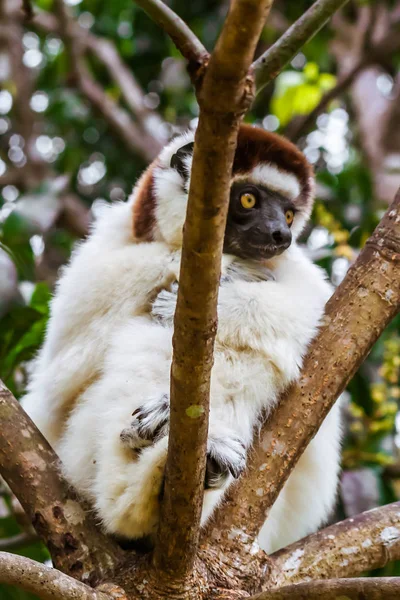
[207,190,400,552]
[30,9,166,147]
[0,552,113,600]
[22,0,33,21]
[133,0,209,66]
[270,501,400,586]
[0,2,48,188]
[52,0,161,162]
[285,13,400,142]
[330,3,400,203]
[152,0,273,589]
[0,381,124,585]
[253,0,351,92]
[252,578,400,600]
[285,60,367,141]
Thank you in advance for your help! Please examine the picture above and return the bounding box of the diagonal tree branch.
[0,552,113,600]
[269,501,400,587]
[133,0,209,66]
[251,578,400,600]
[0,381,124,585]
[151,0,274,590]
[253,0,350,92]
[207,190,400,554]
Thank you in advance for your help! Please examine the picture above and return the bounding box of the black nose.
[271,228,291,248]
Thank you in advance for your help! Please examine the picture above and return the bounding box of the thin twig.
[206,190,400,553]
[253,0,350,92]
[252,578,400,600]
[152,0,274,589]
[0,381,124,584]
[269,501,400,586]
[133,0,208,65]
[0,552,113,600]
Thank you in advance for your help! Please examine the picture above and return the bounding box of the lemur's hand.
[151,281,178,326]
[221,258,275,284]
[120,393,170,450]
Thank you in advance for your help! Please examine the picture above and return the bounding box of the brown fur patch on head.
[132,165,157,241]
[234,124,313,206]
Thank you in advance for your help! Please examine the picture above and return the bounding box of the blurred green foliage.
[0,0,400,596]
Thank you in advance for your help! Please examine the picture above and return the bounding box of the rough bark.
[0,552,114,600]
[0,381,124,586]
[252,578,400,600]
[270,501,400,586]
[253,0,350,91]
[207,190,400,551]
[152,0,273,591]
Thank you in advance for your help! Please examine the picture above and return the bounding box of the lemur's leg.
[205,432,246,487]
[151,260,275,327]
[120,393,246,487]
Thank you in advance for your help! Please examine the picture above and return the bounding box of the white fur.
[22,132,341,551]
[234,164,300,200]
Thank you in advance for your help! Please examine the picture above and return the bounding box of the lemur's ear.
[170,142,194,180]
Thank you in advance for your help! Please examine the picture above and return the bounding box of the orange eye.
[240,193,256,209]
[285,209,294,225]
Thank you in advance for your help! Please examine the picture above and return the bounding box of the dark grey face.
[223,182,296,260]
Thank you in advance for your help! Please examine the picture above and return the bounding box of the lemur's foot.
[120,394,170,450]
[151,282,178,327]
[205,434,247,489]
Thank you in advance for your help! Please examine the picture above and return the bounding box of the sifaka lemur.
[22,124,342,553]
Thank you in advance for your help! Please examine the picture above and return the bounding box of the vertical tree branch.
[253,0,350,92]
[0,381,124,585]
[151,0,274,589]
[207,190,400,552]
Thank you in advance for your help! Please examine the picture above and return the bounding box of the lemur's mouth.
[249,243,290,257]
